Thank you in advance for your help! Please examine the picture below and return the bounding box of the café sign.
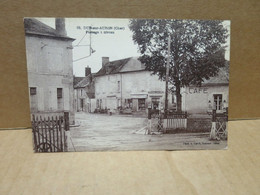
[188,87,208,94]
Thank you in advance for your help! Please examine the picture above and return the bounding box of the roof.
[24,18,74,40]
[95,57,146,77]
[73,77,85,86]
[95,56,229,86]
[74,74,95,88]
[86,92,95,99]
[202,62,229,86]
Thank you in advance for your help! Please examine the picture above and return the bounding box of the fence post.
[64,112,70,131]
[210,110,216,140]
[32,114,37,152]
[225,107,228,120]
[184,111,187,129]
[148,108,151,119]
[64,112,70,152]
[147,108,151,134]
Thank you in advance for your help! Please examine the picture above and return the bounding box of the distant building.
[24,18,75,123]
[74,66,95,113]
[181,63,229,115]
[94,57,175,114]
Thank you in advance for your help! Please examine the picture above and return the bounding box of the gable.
[119,57,145,72]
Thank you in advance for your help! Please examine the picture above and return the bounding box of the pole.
[164,34,171,116]
[89,27,92,56]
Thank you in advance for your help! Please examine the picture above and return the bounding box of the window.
[138,99,146,110]
[96,99,102,109]
[118,81,120,92]
[151,97,160,110]
[125,99,133,109]
[30,87,37,95]
[213,94,223,110]
[57,88,63,110]
[100,99,102,108]
[29,87,37,112]
[57,88,63,98]
[97,99,99,108]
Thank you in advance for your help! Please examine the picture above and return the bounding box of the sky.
[37,18,230,77]
[37,18,140,76]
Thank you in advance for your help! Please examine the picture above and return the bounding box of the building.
[24,18,75,123]
[74,66,95,112]
[181,63,229,115]
[94,57,174,114]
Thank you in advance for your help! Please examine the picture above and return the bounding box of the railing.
[163,112,187,132]
[148,109,187,133]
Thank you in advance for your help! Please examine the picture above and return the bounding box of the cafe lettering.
[188,87,208,94]
[182,84,228,114]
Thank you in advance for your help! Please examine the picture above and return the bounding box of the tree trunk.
[176,81,182,112]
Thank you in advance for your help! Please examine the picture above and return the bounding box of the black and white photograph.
[24,17,230,152]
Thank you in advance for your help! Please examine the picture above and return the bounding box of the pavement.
[68,112,227,152]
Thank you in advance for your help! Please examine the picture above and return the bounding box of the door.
[138,98,146,111]
[80,99,84,111]
[151,97,160,110]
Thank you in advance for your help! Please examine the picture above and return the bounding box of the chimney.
[102,57,109,67]
[85,66,91,77]
[55,18,66,36]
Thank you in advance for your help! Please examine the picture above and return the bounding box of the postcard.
[24,17,230,152]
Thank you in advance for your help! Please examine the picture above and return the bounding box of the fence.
[31,112,70,152]
[210,109,228,140]
[148,109,187,133]
[163,112,188,133]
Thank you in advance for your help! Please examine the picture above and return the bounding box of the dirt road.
[68,113,227,151]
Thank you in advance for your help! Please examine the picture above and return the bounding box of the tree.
[129,19,228,112]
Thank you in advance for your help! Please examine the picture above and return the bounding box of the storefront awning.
[149,94,163,97]
[130,94,148,99]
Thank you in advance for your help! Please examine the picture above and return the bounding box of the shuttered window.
[57,88,63,98]
[30,87,37,95]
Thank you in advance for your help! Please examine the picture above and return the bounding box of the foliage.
[129,19,229,111]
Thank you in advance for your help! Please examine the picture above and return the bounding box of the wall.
[25,35,75,122]
[182,85,229,114]
[95,70,173,111]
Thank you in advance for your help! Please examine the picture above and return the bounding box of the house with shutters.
[94,57,175,115]
[24,18,75,123]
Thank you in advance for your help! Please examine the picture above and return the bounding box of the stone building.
[24,18,75,123]
[74,66,95,113]
[181,63,229,115]
[94,57,174,114]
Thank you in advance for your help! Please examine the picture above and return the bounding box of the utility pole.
[164,34,171,116]
[89,28,92,56]
[73,27,95,62]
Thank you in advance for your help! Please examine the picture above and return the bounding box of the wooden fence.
[31,112,69,152]
[163,112,188,132]
[148,109,187,133]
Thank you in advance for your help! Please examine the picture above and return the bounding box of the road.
[68,113,227,151]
